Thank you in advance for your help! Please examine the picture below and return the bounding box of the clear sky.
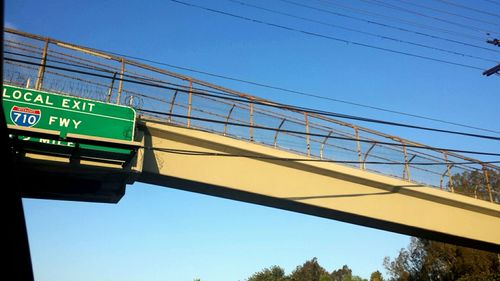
[5,0,499,280]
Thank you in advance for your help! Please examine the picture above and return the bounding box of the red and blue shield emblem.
[10,106,41,127]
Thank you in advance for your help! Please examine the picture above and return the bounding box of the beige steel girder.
[137,119,500,252]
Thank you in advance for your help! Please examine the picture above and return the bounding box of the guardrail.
[3,28,499,203]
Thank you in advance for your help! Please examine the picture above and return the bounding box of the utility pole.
[483,39,500,77]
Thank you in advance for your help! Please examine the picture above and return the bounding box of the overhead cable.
[149,147,500,166]
[228,0,497,63]
[436,0,500,18]
[312,0,488,41]
[362,0,500,36]
[281,0,499,53]
[8,31,496,134]
[168,0,485,71]
[395,0,500,28]
[5,55,500,142]
[483,0,500,6]
[61,50,500,135]
[6,56,500,142]
[137,109,500,157]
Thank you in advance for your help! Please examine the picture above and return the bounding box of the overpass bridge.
[3,28,500,252]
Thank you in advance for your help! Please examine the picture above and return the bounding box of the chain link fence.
[3,28,498,203]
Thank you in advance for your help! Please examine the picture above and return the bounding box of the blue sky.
[6,0,500,280]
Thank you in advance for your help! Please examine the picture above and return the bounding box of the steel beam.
[139,119,500,252]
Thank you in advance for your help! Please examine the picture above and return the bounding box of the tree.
[330,265,367,281]
[384,237,500,281]
[245,259,371,281]
[384,170,500,280]
[449,169,499,203]
[247,265,289,281]
[319,273,333,281]
[370,271,383,281]
[290,258,330,281]
[331,265,352,281]
[349,277,367,281]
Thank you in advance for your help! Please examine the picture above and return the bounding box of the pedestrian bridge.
[3,28,499,251]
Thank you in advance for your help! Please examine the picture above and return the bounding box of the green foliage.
[349,276,367,281]
[246,260,370,281]
[247,265,289,281]
[319,273,333,281]
[290,258,329,281]
[243,169,500,281]
[383,170,500,280]
[384,237,500,281]
[449,169,499,203]
[331,265,352,281]
[369,271,383,281]
[369,271,384,281]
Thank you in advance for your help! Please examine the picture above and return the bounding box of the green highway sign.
[2,85,136,141]
[15,135,131,156]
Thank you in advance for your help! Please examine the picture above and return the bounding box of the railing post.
[474,176,480,199]
[168,90,178,123]
[304,112,310,157]
[274,118,286,148]
[483,166,494,203]
[354,126,362,169]
[35,38,49,90]
[249,98,254,142]
[362,143,377,170]
[402,142,411,181]
[439,169,447,190]
[444,152,454,193]
[116,58,125,104]
[187,78,193,128]
[106,72,117,103]
[320,130,333,160]
[224,104,236,136]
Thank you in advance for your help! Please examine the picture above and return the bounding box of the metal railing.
[3,28,499,203]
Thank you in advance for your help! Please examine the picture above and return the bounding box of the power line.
[6,55,500,142]
[149,147,500,166]
[26,13,493,137]
[362,0,500,36]
[90,50,500,135]
[36,53,500,137]
[138,109,500,157]
[314,0,488,41]
[9,26,493,134]
[3,50,115,74]
[282,0,500,53]
[5,55,500,142]
[169,0,485,70]
[227,0,497,63]
[3,49,230,97]
[436,0,500,18]
[482,0,500,6]
[10,10,492,136]
[395,0,500,28]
